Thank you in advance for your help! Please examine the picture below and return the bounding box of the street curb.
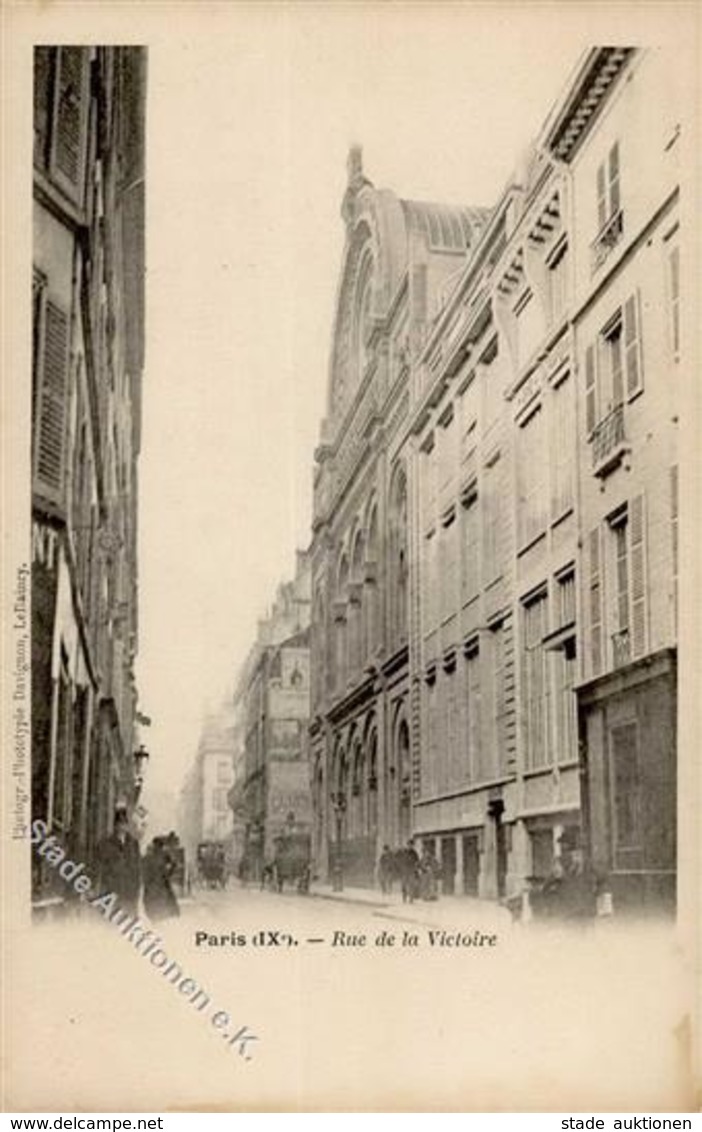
[308,890,391,910]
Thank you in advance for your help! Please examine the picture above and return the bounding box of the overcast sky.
[132,4,636,830]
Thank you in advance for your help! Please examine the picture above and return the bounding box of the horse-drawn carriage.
[271,830,311,894]
[196,840,227,889]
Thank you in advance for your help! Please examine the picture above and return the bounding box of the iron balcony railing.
[591,208,624,273]
[592,403,626,471]
[612,628,631,669]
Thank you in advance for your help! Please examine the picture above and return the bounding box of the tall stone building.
[229,552,312,881]
[309,148,489,885]
[309,47,683,913]
[566,48,681,912]
[179,706,236,859]
[31,47,147,908]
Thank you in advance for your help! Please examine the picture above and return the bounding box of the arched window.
[350,528,365,676]
[365,503,379,658]
[367,727,378,836]
[396,716,412,843]
[335,553,349,691]
[388,469,409,646]
[312,584,326,705]
[313,757,325,859]
[354,254,374,379]
[330,743,348,841]
[351,738,365,837]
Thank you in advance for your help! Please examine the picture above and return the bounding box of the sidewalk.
[308,881,513,930]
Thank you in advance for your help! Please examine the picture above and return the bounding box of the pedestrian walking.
[377,844,395,894]
[419,844,441,900]
[143,836,180,921]
[95,804,141,916]
[398,840,420,904]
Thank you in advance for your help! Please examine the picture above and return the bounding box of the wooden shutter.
[669,246,680,358]
[585,343,597,435]
[51,47,89,202]
[624,291,643,399]
[596,161,607,230]
[670,465,678,629]
[610,721,641,857]
[33,47,54,169]
[34,299,70,509]
[608,142,620,215]
[589,527,603,676]
[629,493,647,659]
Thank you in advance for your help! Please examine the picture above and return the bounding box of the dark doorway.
[462,834,480,895]
[530,828,554,879]
[440,836,456,894]
[496,822,508,898]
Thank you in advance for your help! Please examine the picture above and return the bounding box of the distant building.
[229,551,312,881]
[198,711,236,843]
[178,706,236,872]
[31,47,147,909]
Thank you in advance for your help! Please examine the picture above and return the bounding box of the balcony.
[592,404,628,477]
[612,628,631,669]
[591,208,624,273]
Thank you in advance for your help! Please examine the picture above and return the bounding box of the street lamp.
[133,742,150,798]
[330,791,347,892]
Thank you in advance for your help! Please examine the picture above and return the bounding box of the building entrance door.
[462,834,480,895]
[440,836,456,894]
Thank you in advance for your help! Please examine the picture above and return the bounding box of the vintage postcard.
[1,0,700,1115]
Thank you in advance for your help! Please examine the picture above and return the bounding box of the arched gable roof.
[325,147,490,430]
[327,183,407,423]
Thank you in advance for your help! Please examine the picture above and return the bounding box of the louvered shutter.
[585,343,597,435]
[629,493,647,659]
[608,142,620,216]
[669,247,680,358]
[51,47,89,203]
[596,161,607,230]
[624,291,643,399]
[33,47,54,169]
[34,300,70,509]
[670,465,678,629]
[589,527,603,676]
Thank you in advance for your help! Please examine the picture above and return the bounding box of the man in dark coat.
[378,844,395,894]
[143,837,180,921]
[398,840,420,904]
[96,805,141,915]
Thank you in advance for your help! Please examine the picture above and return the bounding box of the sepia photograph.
[1,0,700,1116]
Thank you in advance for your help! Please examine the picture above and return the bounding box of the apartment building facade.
[561,48,681,912]
[31,47,147,907]
[230,553,313,880]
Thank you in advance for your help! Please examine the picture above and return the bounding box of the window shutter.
[596,162,607,230]
[669,246,680,359]
[589,527,603,676]
[34,299,70,509]
[608,142,620,215]
[670,466,678,629]
[51,47,88,202]
[34,47,54,169]
[585,343,597,435]
[624,290,643,399]
[629,493,647,659]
